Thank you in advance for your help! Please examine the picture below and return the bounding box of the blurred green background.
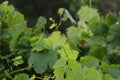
[0,0,120,27]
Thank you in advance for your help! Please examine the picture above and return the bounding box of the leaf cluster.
[0,1,120,80]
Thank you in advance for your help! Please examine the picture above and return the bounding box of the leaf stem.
[56,15,62,31]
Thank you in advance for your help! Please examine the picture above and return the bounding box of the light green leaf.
[58,8,64,16]
[53,57,66,68]
[67,26,80,43]
[45,31,66,49]
[54,67,66,80]
[85,68,102,80]
[12,56,24,66]
[49,23,57,29]
[77,6,100,26]
[58,44,78,60]
[13,73,29,80]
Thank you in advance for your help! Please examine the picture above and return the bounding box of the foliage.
[0,1,120,80]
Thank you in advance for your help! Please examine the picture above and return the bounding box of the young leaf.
[45,31,66,49]
[12,56,24,66]
[58,8,64,16]
[13,73,29,80]
[77,6,100,25]
[33,16,47,34]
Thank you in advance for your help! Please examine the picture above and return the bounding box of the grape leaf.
[77,6,100,26]
[109,69,120,78]
[45,31,66,49]
[89,41,107,59]
[84,67,102,80]
[30,34,45,52]
[28,49,57,74]
[13,73,29,80]
[6,12,26,28]
[89,22,108,36]
[58,44,78,60]
[107,24,120,42]
[54,59,102,80]
[80,56,100,68]
[58,8,64,16]
[33,16,47,34]
[9,29,24,52]
[105,13,117,26]
[104,74,115,80]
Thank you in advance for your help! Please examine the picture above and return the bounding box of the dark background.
[0,0,120,28]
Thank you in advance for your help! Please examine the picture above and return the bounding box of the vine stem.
[10,66,32,74]
[55,15,62,31]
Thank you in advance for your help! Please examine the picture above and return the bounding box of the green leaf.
[13,73,29,80]
[33,16,47,34]
[89,22,108,36]
[2,78,7,80]
[80,56,100,68]
[49,23,57,29]
[4,70,12,79]
[84,67,102,80]
[104,74,115,80]
[9,29,24,52]
[53,57,66,68]
[28,49,57,74]
[77,6,100,26]
[58,44,78,60]
[6,12,26,28]
[67,26,80,43]
[12,56,24,66]
[45,31,66,49]
[67,26,92,43]
[66,60,83,80]
[0,63,5,72]
[107,24,120,42]
[89,41,107,59]
[30,34,45,52]
[100,62,110,74]
[54,58,102,80]
[58,8,64,16]
[14,12,26,26]
[30,75,36,80]
[54,67,66,80]
[108,49,120,64]
[105,13,117,26]
[109,69,120,78]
